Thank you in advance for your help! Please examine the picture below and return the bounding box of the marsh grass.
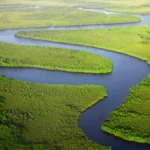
[0,6,140,29]
[0,42,113,74]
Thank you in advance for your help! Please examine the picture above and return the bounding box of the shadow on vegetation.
[0,95,5,104]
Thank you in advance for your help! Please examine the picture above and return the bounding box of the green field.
[16,25,150,65]
[101,74,150,144]
[0,0,150,14]
[1,0,150,14]
[0,6,141,29]
[0,42,113,74]
[0,0,73,8]
[0,75,109,150]
[79,0,150,14]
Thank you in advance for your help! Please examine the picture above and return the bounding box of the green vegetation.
[0,75,110,150]
[1,0,150,14]
[0,42,113,74]
[16,25,150,65]
[79,0,150,14]
[67,0,150,14]
[0,0,73,8]
[140,31,150,40]
[0,6,140,29]
[101,74,150,144]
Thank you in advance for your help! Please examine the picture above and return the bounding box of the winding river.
[0,6,150,150]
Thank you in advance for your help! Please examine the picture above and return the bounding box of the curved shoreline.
[0,6,149,150]
[102,126,150,145]
[2,19,142,30]
[78,7,150,15]
[0,65,112,74]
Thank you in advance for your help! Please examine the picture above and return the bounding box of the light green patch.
[0,42,113,74]
[0,6,140,29]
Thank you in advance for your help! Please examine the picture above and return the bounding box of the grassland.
[0,0,75,8]
[76,0,150,14]
[1,0,150,14]
[16,25,150,65]
[101,74,150,144]
[0,6,141,29]
[79,0,150,14]
[0,42,113,74]
[0,75,110,150]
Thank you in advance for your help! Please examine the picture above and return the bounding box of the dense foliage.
[101,74,150,144]
[0,42,113,73]
[16,25,150,65]
[0,75,110,150]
